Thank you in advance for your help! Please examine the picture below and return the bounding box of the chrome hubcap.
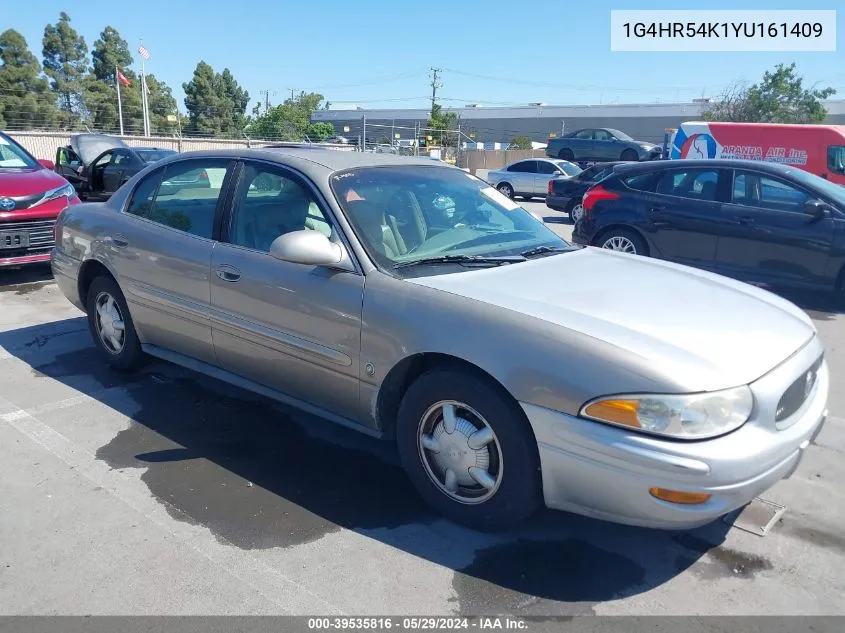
[602,236,636,253]
[418,401,503,504]
[571,204,584,222]
[95,291,125,354]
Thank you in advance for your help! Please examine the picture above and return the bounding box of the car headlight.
[37,183,76,205]
[580,385,753,439]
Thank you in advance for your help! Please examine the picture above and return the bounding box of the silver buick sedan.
[51,148,829,531]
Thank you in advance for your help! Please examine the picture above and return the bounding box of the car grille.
[776,355,823,422]
[0,219,56,258]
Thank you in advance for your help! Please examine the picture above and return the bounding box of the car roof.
[613,158,799,175]
[156,147,459,174]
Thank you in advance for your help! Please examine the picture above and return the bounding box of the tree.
[425,104,459,147]
[704,63,836,124]
[0,29,57,129]
[91,26,132,81]
[509,135,533,150]
[146,74,179,135]
[247,91,331,141]
[183,61,250,136]
[42,12,88,125]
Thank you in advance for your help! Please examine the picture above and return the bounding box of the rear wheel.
[85,275,144,371]
[396,368,541,531]
[558,149,575,161]
[621,149,639,161]
[596,228,648,256]
[497,182,514,199]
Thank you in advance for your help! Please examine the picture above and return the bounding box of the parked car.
[0,131,80,268]
[547,128,662,163]
[671,121,845,185]
[52,148,828,531]
[572,159,845,293]
[54,134,177,201]
[487,158,581,199]
[547,161,623,222]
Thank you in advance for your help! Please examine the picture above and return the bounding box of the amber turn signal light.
[649,487,712,505]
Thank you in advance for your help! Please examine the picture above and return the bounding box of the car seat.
[345,199,406,259]
[385,191,427,251]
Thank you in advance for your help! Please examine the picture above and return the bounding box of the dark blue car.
[571,159,845,293]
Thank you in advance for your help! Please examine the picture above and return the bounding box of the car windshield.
[0,133,39,169]
[331,165,572,272]
[136,149,177,163]
[555,160,582,176]
[607,129,633,141]
[784,166,845,206]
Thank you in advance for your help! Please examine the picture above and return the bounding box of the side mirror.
[803,198,830,219]
[269,230,343,266]
[38,159,55,170]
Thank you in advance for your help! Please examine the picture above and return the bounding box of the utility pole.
[259,89,276,113]
[429,67,442,117]
[287,87,298,102]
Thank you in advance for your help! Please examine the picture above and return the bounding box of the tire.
[558,149,575,161]
[621,148,639,161]
[567,199,585,224]
[396,368,541,531]
[85,275,144,371]
[596,228,648,256]
[497,182,514,199]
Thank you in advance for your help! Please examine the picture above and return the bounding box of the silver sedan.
[486,158,582,200]
[51,148,829,531]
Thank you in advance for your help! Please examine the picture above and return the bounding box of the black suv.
[571,159,845,292]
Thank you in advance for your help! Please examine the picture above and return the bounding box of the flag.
[138,45,150,60]
[117,69,131,86]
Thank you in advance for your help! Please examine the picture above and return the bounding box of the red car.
[0,131,80,268]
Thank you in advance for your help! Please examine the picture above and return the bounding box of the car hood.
[70,134,129,166]
[407,247,816,391]
[0,168,69,197]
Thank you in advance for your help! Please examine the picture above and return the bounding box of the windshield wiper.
[520,245,572,258]
[393,254,526,269]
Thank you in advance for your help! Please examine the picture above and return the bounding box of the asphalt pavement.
[0,204,844,615]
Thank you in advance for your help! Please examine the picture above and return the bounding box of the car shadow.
[542,215,572,225]
[0,317,740,615]
[0,264,54,288]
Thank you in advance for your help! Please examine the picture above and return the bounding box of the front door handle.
[216,265,241,282]
[736,216,755,225]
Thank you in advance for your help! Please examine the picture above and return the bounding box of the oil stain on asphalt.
[673,533,773,580]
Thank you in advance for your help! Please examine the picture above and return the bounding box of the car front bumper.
[520,343,829,530]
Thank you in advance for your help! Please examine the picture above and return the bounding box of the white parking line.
[0,395,346,616]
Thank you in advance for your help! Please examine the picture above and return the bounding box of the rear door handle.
[105,235,128,247]
[736,216,755,225]
[216,265,241,282]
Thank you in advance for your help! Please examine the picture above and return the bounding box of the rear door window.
[622,172,657,192]
[508,161,535,173]
[536,161,558,175]
[655,169,720,201]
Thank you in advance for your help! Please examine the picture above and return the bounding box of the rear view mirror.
[269,230,343,266]
[803,199,830,219]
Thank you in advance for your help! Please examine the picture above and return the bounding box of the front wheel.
[568,200,585,223]
[396,369,541,531]
[496,182,514,199]
[621,148,639,161]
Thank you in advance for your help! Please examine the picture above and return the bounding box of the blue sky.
[5,0,844,112]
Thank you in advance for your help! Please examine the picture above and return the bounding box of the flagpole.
[115,66,124,136]
[140,58,149,137]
